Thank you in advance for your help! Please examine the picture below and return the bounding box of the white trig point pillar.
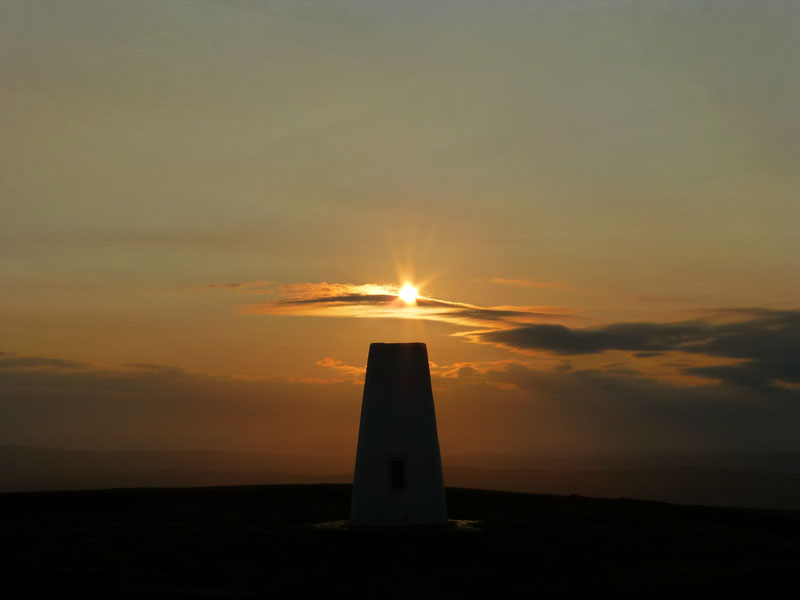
[350,342,447,526]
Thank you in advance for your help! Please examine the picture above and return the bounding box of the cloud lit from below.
[234,281,574,329]
[208,281,800,394]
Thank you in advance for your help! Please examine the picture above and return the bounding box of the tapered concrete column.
[350,342,447,526]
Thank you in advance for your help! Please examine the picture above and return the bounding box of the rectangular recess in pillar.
[389,457,406,491]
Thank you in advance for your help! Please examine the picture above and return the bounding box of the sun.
[398,283,419,305]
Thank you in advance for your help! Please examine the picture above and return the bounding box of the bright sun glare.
[398,283,419,305]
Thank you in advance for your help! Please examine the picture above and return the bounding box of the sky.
[1,1,799,459]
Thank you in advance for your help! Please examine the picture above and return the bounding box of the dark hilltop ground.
[3,484,800,597]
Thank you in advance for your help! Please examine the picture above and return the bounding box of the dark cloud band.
[478,310,800,390]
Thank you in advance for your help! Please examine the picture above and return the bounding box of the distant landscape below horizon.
[5,445,800,511]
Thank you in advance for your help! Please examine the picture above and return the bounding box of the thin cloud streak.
[0,354,91,370]
[491,277,573,290]
[237,281,577,329]
[203,280,274,291]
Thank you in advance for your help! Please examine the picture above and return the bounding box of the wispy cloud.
[0,353,91,370]
[237,281,576,329]
[203,281,274,291]
[635,295,691,304]
[490,277,573,290]
[317,357,366,380]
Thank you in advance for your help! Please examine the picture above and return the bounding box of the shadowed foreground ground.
[3,484,800,597]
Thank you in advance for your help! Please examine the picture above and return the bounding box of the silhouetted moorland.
[6,446,800,510]
[3,484,800,596]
